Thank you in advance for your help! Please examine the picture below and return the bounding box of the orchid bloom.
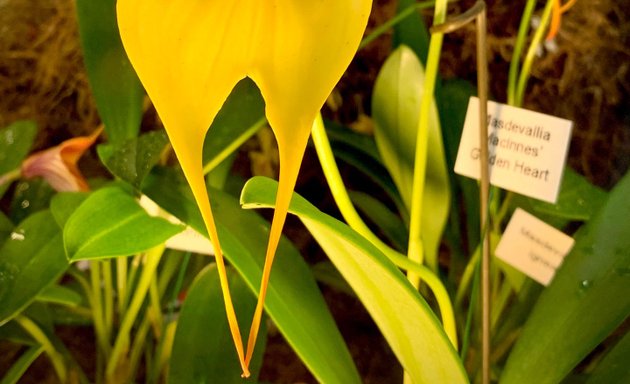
[21,127,102,192]
[546,0,577,41]
[117,1,371,376]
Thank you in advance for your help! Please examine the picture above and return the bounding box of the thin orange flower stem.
[546,0,578,41]
[560,0,577,13]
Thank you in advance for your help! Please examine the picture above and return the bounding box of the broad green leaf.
[0,211,13,249]
[169,265,266,383]
[0,211,68,325]
[393,0,430,65]
[97,130,169,189]
[50,192,89,228]
[64,186,183,261]
[586,329,630,383]
[501,171,630,384]
[0,121,37,198]
[8,179,55,225]
[76,0,143,146]
[35,285,82,307]
[143,168,361,384]
[241,176,468,384]
[528,168,607,221]
[0,345,44,384]
[202,78,266,173]
[372,45,450,271]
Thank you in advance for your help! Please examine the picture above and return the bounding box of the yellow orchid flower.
[117,1,371,377]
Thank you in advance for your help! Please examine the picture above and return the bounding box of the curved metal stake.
[431,2,490,383]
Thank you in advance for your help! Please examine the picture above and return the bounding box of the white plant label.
[495,208,575,286]
[140,195,214,255]
[455,97,573,203]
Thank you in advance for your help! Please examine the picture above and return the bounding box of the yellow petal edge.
[118,0,371,377]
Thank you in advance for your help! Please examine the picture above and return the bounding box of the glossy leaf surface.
[0,211,67,325]
[76,0,143,146]
[501,171,630,384]
[169,265,265,383]
[372,45,450,270]
[0,121,37,197]
[585,329,630,383]
[393,0,430,64]
[241,176,468,384]
[35,285,82,307]
[64,187,183,261]
[202,78,265,172]
[97,130,169,189]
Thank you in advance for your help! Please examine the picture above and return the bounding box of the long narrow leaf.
[241,176,468,384]
[501,171,630,384]
[169,265,266,383]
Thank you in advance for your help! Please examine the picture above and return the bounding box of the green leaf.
[168,265,266,383]
[438,79,477,170]
[325,121,407,219]
[97,130,169,189]
[372,45,450,271]
[586,329,630,383]
[501,171,630,384]
[527,168,607,221]
[143,168,361,384]
[0,345,45,384]
[241,176,468,384]
[9,180,55,224]
[50,192,89,228]
[393,0,430,65]
[349,190,407,252]
[63,186,183,261]
[0,211,13,249]
[0,211,68,325]
[76,0,144,146]
[0,121,37,197]
[202,78,266,173]
[35,285,82,307]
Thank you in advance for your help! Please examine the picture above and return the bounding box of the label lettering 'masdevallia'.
[455,97,573,203]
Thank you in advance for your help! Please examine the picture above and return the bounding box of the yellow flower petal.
[118,1,371,376]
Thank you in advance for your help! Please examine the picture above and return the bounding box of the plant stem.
[116,257,128,316]
[311,114,458,347]
[359,0,437,49]
[15,315,67,383]
[406,0,448,283]
[106,245,164,379]
[102,260,114,343]
[90,261,111,359]
[507,0,537,105]
[515,0,555,106]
